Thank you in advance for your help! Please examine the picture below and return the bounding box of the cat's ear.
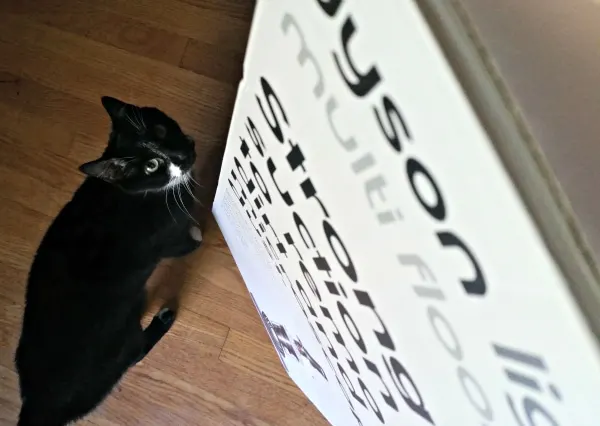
[79,158,129,183]
[101,96,128,122]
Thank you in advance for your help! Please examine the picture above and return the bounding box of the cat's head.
[79,96,196,193]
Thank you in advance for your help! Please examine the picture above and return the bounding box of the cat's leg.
[133,305,177,364]
[163,225,203,258]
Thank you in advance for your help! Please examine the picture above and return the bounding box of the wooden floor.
[0,0,327,424]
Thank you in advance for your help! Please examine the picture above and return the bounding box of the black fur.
[15,97,201,426]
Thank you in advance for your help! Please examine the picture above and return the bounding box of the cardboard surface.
[213,1,600,424]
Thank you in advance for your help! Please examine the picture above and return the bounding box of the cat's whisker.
[131,108,142,130]
[165,187,176,224]
[181,186,196,222]
[177,184,199,225]
[124,110,142,132]
[171,186,182,215]
[187,174,204,189]
[124,112,135,128]
[186,184,201,205]
[172,186,187,221]
[98,167,108,180]
[134,106,146,131]
[183,178,201,205]
[137,107,146,130]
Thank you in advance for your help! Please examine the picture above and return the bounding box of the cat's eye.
[144,158,161,174]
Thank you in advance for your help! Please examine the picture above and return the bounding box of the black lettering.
[313,255,332,275]
[228,176,245,206]
[374,95,412,152]
[263,236,279,261]
[324,220,357,282]
[246,117,266,156]
[364,358,398,412]
[244,208,261,237]
[277,263,294,288]
[291,284,310,318]
[360,377,384,423]
[286,141,307,172]
[250,162,272,204]
[437,231,486,296]
[406,157,445,221]
[300,261,322,301]
[267,158,294,206]
[284,232,303,260]
[339,363,367,409]
[294,212,317,250]
[300,178,330,218]
[239,137,251,158]
[351,410,364,426]
[257,77,289,143]
[354,290,395,350]
[235,157,255,195]
[316,321,338,359]
[296,280,317,317]
[333,17,381,97]
[384,356,435,424]
[316,0,343,17]
[321,306,358,373]
[339,302,366,353]
[261,240,275,260]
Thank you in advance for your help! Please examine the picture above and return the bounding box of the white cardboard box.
[212,1,600,425]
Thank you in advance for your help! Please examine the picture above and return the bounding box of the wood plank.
[0,14,235,147]
[182,276,270,344]
[0,364,20,425]
[0,164,71,219]
[1,0,190,67]
[0,199,51,273]
[86,12,189,67]
[130,341,322,426]
[0,139,81,195]
[0,291,24,374]
[176,0,256,21]
[92,0,251,52]
[0,100,82,195]
[181,39,245,85]
[203,215,236,256]
[219,330,300,396]
[68,132,109,167]
[0,71,107,146]
[0,0,251,53]
[88,365,273,426]
[190,244,254,298]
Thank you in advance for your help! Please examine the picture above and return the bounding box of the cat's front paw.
[156,306,177,326]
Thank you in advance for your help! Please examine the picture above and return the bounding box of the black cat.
[15,96,202,426]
